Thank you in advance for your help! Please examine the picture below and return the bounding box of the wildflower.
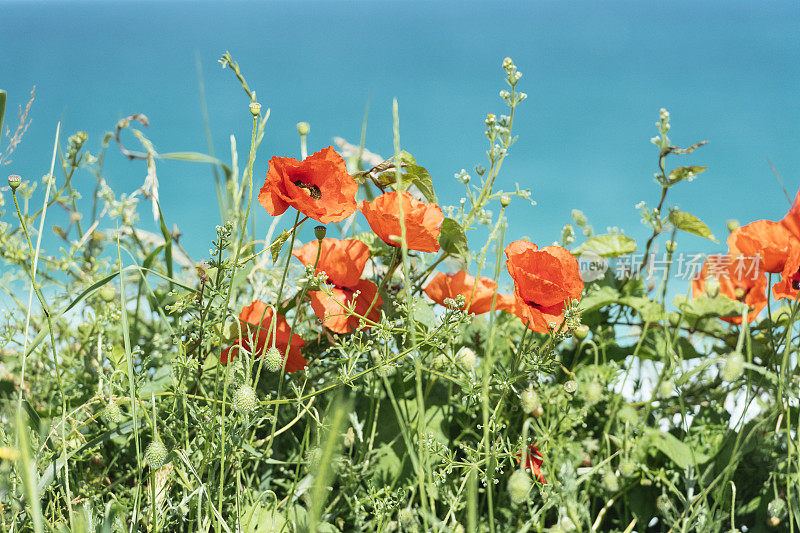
[691,255,767,324]
[258,146,357,224]
[293,238,383,333]
[423,271,515,314]
[516,444,546,483]
[504,240,584,332]
[728,220,794,274]
[359,191,444,253]
[221,301,307,373]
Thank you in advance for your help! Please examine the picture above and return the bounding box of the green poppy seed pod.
[249,102,261,116]
[314,225,327,241]
[520,387,540,415]
[296,122,310,136]
[723,351,744,382]
[8,174,21,191]
[232,384,258,415]
[563,380,577,395]
[507,470,532,505]
[727,219,740,233]
[144,440,168,470]
[264,347,283,373]
[705,277,720,298]
[665,240,677,254]
[102,401,122,425]
[573,326,588,340]
[500,195,511,208]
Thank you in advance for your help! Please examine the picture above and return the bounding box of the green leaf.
[574,234,637,258]
[438,218,469,262]
[669,210,717,242]
[158,151,233,180]
[405,164,438,203]
[155,201,174,280]
[639,428,710,468]
[0,90,6,149]
[397,150,416,165]
[270,230,290,264]
[668,165,707,185]
[674,294,746,319]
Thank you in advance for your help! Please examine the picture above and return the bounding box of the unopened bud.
[705,277,720,298]
[296,122,310,136]
[502,57,514,70]
[232,384,258,415]
[727,219,740,233]
[500,195,511,208]
[665,240,677,253]
[722,351,744,382]
[314,225,327,241]
[264,347,283,373]
[520,387,540,415]
[507,470,531,504]
[8,175,21,191]
[249,102,262,116]
[144,440,168,470]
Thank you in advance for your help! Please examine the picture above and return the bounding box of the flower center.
[792,269,800,290]
[293,180,322,200]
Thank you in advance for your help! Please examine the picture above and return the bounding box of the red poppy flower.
[359,191,444,253]
[727,220,794,274]
[516,444,546,484]
[504,241,584,332]
[424,271,515,314]
[691,255,768,324]
[258,146,357,224]
[221,300,306,372]
[293,238,383,333]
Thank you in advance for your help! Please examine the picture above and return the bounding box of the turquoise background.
[2,0,799,277]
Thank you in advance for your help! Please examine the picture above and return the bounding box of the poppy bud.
[520,386,540,415]
[583,381,603,404]
[619,458,636,478]
[659,379,673,399]
[507,470,532,504]
[232,384,258,415]
[249,102,261,116]
[296,122,310,136]
[7,174,21,191]
[705,277,720,298]
[722,351,744,382]
[602,471,619,493]
[314,225,327,241]
[665,240,677,253]
[264,347,283,373]
[727,219,740,233]
[102,401,122,425]
[144,440,168,470]
[500,195,511,208]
